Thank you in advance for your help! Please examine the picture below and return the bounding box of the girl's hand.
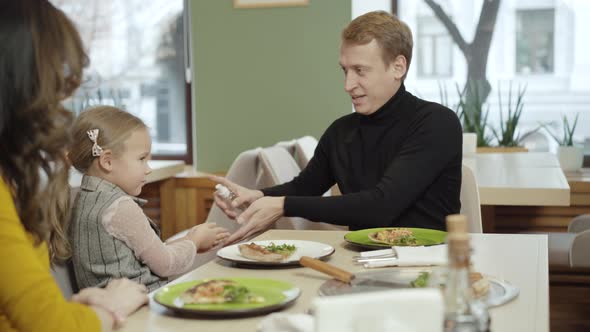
[186,223,230,251]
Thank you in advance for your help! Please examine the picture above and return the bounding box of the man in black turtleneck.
[214,11,462,243]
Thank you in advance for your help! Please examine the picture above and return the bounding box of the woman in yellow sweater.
[0,1,148,331]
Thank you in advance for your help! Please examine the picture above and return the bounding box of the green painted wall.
[191,1,351,172]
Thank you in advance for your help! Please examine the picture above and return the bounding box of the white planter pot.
[557,146,584,171]
[463,132,477,156]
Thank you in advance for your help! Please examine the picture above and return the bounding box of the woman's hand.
[72,278,148,327]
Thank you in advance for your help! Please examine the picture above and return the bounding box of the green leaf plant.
[542,113,580,147]
[456,80,492,147]
[491,81,538,147]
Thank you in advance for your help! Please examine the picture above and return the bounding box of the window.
[397,0,589,155]
[516,9,555,74]
[416,16,453,78]
[52,0,191,161]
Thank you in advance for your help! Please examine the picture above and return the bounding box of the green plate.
[344,227,447,249]
[153,278,301,317]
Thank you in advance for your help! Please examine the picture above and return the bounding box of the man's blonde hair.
[342,11,413,79]
[69,106,147,173]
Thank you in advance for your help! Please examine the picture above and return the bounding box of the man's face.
[339,39,402,115]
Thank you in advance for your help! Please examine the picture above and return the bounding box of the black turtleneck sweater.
[262,85,462,231]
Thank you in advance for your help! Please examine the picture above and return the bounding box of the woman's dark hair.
[0,0,88,260]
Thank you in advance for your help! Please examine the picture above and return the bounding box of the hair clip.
[86,129,103,157]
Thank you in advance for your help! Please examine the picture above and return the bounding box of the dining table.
[465,152,570,206]
[120,229,549,332]
[464,152,571,232]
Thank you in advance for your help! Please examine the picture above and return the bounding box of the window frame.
[54,0,193,164]
[150,81,193,164]
[514,8,556,76]
[416,16,454,78]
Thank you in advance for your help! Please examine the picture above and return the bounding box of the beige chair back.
[567,214,590,267]
[258,146,346,231]
[276,136,334,197]
[203,148,264,235]
[460,165,483,233]
[293,135,318,169]
[570,230,590,267]
[274,135,318,170]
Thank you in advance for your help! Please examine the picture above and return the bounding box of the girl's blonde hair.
[70,106,147,173]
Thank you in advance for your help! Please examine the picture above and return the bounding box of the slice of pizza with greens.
[180,279,265,304]
[238,242,297,262]
[368,228,419,246]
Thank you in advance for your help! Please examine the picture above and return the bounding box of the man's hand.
[224,196,285,245]
[209,175,264,219]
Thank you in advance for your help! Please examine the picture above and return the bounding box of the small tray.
[317,269,519,308]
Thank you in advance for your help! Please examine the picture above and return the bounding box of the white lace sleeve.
[101,196,197,277]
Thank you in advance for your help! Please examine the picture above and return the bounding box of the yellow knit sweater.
[0,178,100,331]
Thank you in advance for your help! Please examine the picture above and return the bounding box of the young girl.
[68,106,229,292]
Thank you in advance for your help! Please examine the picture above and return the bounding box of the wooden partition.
[138,178,177,239]
[550,265,590,331]
[172,173,217,234]
[138,170,219,240]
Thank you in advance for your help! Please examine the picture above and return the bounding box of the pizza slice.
[238,242,297,262]
[368,228,419,246]
[410,271,490,298]
[180,279,264,304]
[469,272,491,298]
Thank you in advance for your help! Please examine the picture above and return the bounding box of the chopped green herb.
[265,242,297,255]
[410,272,430,288]
[222,285,264,303]
[396,234,418,246]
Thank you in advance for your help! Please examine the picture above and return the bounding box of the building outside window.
[52,0,190,160]
[516,9,555,74]
[389,0,590,154]
[417,16,453,78]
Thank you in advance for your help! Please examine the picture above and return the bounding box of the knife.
[299,256,411,289]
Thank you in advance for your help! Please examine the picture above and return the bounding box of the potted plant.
[485,82,537,152]
[542,113,583,171]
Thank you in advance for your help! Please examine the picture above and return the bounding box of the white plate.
[217,240,335,266]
